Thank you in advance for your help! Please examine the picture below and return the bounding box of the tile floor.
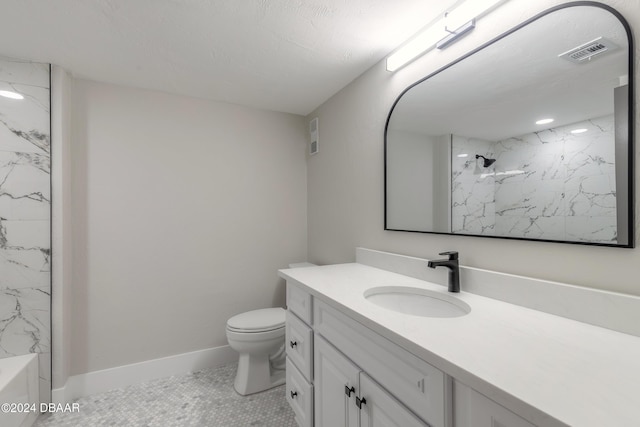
[34,364,296,427]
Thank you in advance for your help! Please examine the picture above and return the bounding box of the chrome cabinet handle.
[290,390,298,399]
[356,396,367,409]
[290,340,297,348]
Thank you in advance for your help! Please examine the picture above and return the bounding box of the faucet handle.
[438,251,458,260]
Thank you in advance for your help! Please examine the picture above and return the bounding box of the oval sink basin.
[364,286,471,318]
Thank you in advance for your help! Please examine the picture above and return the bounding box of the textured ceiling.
[0,0,456,115]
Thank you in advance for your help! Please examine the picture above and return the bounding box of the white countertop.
[279,263,640,427]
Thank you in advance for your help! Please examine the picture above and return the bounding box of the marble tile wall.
[451,136,496,235]
[452,115,617,243]
[0,57,51,401]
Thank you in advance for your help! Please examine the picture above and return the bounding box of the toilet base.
[234,353,286,395]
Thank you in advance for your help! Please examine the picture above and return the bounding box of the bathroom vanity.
[282,3,638,425]
[281,249,640,427]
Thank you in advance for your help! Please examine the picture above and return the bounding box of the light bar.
[386,24,448,72]
[436,19,476,50]
[386,0,508,72]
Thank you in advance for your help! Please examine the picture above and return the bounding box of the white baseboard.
[52,345,236,404]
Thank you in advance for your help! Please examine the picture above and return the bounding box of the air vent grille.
[309,117,319,155]
[570,42,607,60]
[558,37,618,64]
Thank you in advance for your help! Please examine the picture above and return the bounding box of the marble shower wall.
[0,57,51,400]
[451,136,496,235]
[452,115,617,243]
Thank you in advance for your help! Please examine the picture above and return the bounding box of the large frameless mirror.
[385,2,634,247]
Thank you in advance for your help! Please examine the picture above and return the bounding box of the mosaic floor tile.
[35,363,296,427]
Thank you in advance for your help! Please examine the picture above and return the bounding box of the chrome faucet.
[427,251,460,293]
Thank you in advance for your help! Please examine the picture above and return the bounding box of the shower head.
[475,154,496,168]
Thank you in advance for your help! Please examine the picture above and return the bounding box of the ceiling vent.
[558,37,618,64]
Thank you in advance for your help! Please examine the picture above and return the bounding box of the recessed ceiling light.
[457,153,469,158]
[0,90,24,100]
[535,118,554,125]
[570,128,588,134]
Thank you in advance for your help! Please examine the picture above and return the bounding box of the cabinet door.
[315,334,361,427]
[315,300,446,427]
[359,373,429,427]
[454,381,535,427]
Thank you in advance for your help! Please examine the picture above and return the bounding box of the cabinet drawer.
[286,310,313,382]
[287,283,313,325]
[287,357,314,427]
[315,300,447,427]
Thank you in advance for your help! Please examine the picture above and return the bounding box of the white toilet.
[226,262,315,395]
[226,307,286,395]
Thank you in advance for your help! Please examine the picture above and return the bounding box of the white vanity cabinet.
[314,334,360,427]
[314,323,430,427]
[314,299,448,427]
[454,382,535,427]
[359,373,430,427]
[286,283,315,427]
[286,282,447,427]
[286,310,313,380]
[286,281,540,427]
[281,253,640,427]
[287,357,314,427]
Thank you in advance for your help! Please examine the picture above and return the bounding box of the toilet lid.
[227,307,285,332]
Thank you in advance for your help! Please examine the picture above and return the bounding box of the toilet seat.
[226,307,285,333]
[227,325,284,333]
[226,326,284,343]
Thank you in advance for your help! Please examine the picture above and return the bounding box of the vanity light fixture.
[571,128,588,134]
[535,118,554,125]
[386,0,509,72]
[436,19,476,50]
[386,23,447,72]
[0,90,24,100]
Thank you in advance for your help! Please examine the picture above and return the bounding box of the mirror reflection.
[385,4,632,246]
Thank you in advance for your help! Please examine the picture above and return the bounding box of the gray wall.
[51,66,73,392]
[306,0,640,296]
[386,130,436,231]
[70,80,308,374]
